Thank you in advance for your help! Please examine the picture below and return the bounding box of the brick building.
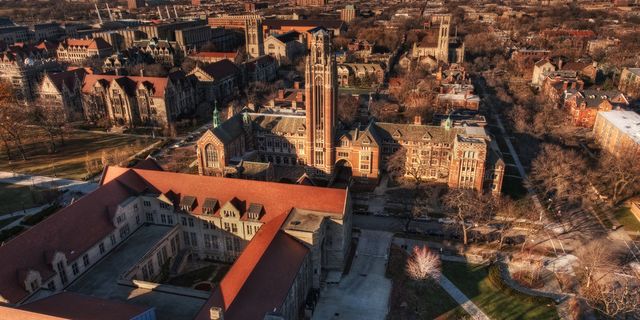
[37,68,89,121]
[564,90,628,128]
[0,43,60,101]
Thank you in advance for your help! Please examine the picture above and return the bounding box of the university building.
[0,161,352,320]
[196,28,504,194]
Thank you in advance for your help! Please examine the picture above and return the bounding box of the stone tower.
[305,28,337,176]
[434,14,451,63]
[244,16,264,59]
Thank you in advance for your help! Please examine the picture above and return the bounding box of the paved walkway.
[312,230,393,320]
[438,274,491,320]
[0,171,97,194]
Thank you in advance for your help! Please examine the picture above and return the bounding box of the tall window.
[205,144,219,168]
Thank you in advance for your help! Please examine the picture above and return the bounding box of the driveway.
[312,230,393,320]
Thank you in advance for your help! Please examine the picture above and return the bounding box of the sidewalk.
[438,274,491,320]
[0,171,97,194]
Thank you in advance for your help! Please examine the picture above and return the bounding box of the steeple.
[213,101,221,128]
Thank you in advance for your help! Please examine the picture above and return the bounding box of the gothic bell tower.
[244,15,264,59]
[305,28,337,175]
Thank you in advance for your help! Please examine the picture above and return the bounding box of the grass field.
[442,261,559,320]
[0,183,56,216]
[614,207,640,233]
[0,129,160,180]
[387,247,461,320]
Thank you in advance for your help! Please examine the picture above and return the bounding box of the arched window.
[205,144,219,168]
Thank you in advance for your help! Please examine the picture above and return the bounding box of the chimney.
[558,59,563,70]
[210,307,223,320]
[277,89,284,99]
[414,115,422,125]
[140,68,144,78]
[293,81,300,89]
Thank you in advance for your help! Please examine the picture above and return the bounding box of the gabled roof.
[82,74,172,98]
[0,169,153,304]
[192,59,240,81]
[195,211,310,320]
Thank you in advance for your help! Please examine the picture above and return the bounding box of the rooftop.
[67,224,205,320]
[598,110,640,144]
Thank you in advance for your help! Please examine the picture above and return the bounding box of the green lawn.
[614,207,640,233]
[387,246,462,319]
[0,183,56,216]
[0,129,160,180]
[442,261,559,320]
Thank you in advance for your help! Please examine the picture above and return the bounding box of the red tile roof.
[0,306,64,320]
[12,292,152,320]
[195,211,310,320]
[0,170,151,304]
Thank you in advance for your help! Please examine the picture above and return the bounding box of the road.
[312,230,393,320]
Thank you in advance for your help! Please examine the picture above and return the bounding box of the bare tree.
[494,197,536,249]
[442,189,493,245]
[30,101,68,153]
[337,94,359,125]
[386,147,407,183]
[592,152,640,205]
[528,144,590,205]
[0,81,28,160]
[575,239,618,290]
[406,245,441,281]
[580,279,640,318]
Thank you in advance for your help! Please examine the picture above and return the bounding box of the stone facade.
[244,16,264,59]
[56,38,113,64]
[195,28,504,193]
[81,73,197,128]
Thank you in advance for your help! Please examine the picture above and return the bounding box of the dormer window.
[247,203,264,220]
[203,198,218,215]
[179,195,196,212]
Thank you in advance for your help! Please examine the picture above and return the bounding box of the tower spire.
[213,101,221,128]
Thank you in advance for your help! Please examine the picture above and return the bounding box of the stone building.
[264,31,305,63]
[37,68,89,120]
[196,28,504,193]
[337,63,384,87]
[0,44,60,101]
[341,5,357,23]
[188,59,241,105]
[244,16,264,59]
[294,0,327,5]
[618,67,640,98]
[244,55,278,83]
[81,72,197,128]
[56,38,113,64]
[133,38,179,66]
[411,14,464,65]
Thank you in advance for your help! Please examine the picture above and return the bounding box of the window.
[143,200,151,207]
[204,234,212,249]
[136,215,140,225]
[231,223,238,233]
[181,217,187,226]
[146,212,153,223]
[315,151,324,165]
[247,225,253,235]
[203,221,209,229]
[71,263,79,276]
[183,231,190,246]
[110,234,117,246]
[56,261,68,285]
[233,238,241,251]
[205,144,219,168]
[167,215,174,225]
[82,254,90,267]
[161,214,167,224]
[156,251,163,265]
[190,232,197,247]
[225,237,233,251]
[224,222,230,231]
[188,218,194,227]
[99,243,105,254]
